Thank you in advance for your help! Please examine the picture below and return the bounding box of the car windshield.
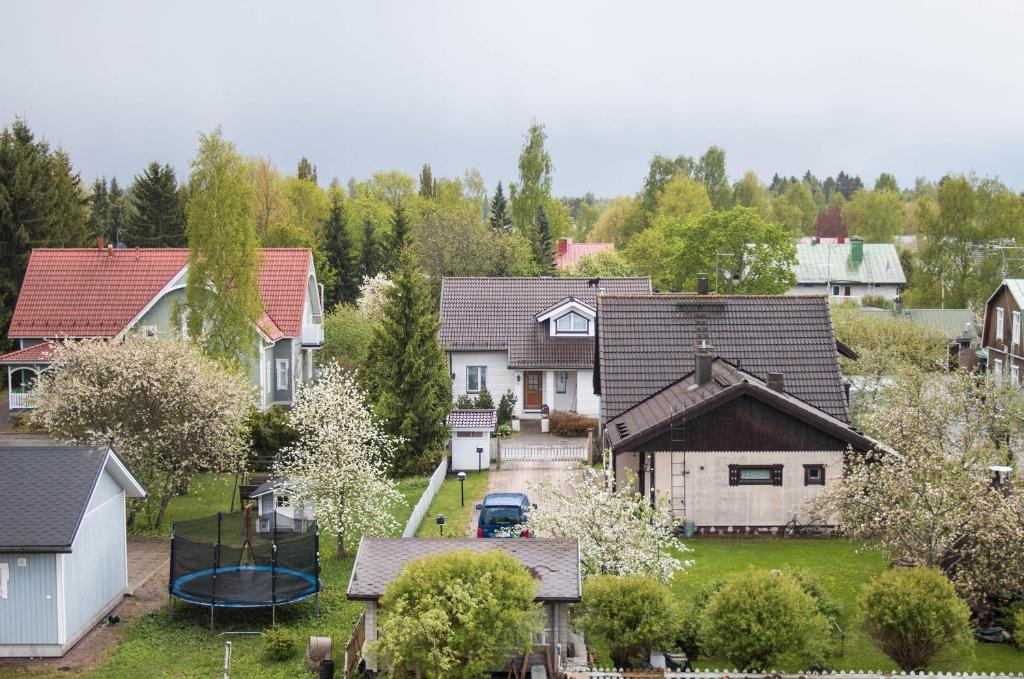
[480,506,523,526]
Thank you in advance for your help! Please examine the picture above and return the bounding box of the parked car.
[475,492,536,538]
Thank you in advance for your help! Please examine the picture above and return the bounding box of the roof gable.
[597,294,850,422]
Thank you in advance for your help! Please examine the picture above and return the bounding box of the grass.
[8,472,430,678]
[670,537,1024,673]
[414,470,490,537]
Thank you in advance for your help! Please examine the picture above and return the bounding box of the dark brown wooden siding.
[983,285,1024,385]
[634,394,853,452]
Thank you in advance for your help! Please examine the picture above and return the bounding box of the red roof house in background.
[554,237,614,270]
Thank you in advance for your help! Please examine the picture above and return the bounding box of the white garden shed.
[446,409,496,471]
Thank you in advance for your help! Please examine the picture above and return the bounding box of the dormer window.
[555,312,589,334]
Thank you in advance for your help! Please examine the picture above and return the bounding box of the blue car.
[475,492,535,538]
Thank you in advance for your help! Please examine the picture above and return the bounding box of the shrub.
[323,304,373,373]
[574,575,681,668]
[246,406,297,461]
[372,550,542,679]
[861,294,894,310]
[496,423,512,438]
[453,394,475,409]
[860,567,973,671]
[1015,607,1024,648]
[549,410,597,437]
[676,579,725,660]
[474,388,494,409]
[698,569,830,671]
[496,389,517,425]
[262,626,297,661]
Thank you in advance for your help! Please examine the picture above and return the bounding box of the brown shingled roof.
[596,294,850,422]
[440,277,651,369]
[347,538,581,601]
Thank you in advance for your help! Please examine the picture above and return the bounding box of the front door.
[524,371,543,410]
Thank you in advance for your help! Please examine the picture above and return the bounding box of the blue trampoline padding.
[171,565,321,608]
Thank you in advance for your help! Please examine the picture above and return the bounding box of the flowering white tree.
[811,370,1024,608]
[524,466,690,582]
[357,273,393,320]
[276,363,404,558]
[31,336,254,528]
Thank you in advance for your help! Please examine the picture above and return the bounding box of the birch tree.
[275,363,404,557]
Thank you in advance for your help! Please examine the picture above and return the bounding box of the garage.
[447,409,496,471]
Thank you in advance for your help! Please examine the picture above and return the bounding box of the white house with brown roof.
[439,277,651,420]
[0,246,324,411]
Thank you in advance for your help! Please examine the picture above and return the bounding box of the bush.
[675,579,724,660]
[861,294,894,310]
[860,567,973,671]
[323,304,373,373]
[453,394,475,409]
[496,423,512,438]
[497,389,517,425]
[262,626,297,661]
[549,410,597,437]
[246,406,297,462]
[698,569,830,671]
[1015,607,1024,648]
[474,388,494,409]
[574,575,681,668]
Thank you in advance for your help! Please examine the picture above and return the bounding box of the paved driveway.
[466,460,584,533]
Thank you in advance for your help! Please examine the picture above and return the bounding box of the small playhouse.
[447,409,496,471]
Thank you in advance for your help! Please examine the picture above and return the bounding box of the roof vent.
[696,274,710,295]
[695,340,714,386]
[615,422,630,438]
[766,372,785,392]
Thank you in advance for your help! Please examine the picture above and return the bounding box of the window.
[455,431,484,438]
[1014,312,1021,346]
[844,286,852,297]
[994,358,1003,382]
[556,371,568,393]
[728,464,783,486]
[1013,364,1020,385]
[831,285,840,297]
[554,312,589,334]
[997,307,1005,341]
[0,562,7,599]
[804,464,826,486]
[276,359,289,390]
[466,366,486,393]
[276,495,289,508]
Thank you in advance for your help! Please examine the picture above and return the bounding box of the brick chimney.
[767,372,785,392]
[557,237,571,256]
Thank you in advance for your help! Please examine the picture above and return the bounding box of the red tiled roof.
[0,341,56,364]
[554,239,614,269]
[8,248,311,340]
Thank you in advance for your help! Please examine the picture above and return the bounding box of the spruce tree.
[108,176,126,245]
[297,156,317,184]
[387,204,410,270]
[87,177,110,242]
[534,204,554,274]
[419,163,434,198]
[489,181,511,230]
[364,250,451,475]
[361,216,380,277]
[125,162,186,247]
[322,190,360,305]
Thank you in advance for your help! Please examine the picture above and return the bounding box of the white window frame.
[276,359,289,390]
[994,358,1003,382]
[1012,364,1020,385]
[997,307,1005,342]
[1013,311,1020,346]
[554,312,589,335]
[0,562,8,599]
[831,284,840,297]
[466,366,486,393]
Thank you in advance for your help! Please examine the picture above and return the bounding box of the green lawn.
[671,538,1024,673]
[8,473,429,678]
[414,470,490,537]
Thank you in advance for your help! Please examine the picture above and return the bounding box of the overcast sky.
[3,0,1023,196]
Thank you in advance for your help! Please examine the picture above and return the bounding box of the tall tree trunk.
[154,489,174,529]
[337,529,347,559]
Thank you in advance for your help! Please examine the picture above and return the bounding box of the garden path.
[465,460,584,534]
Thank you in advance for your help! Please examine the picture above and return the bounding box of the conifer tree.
[87,177,110,241]
[364,250,451,475]
[125,162,186,247]
[419,163,434,198]
[489,181,511,230]
[297,156,317,184]
[534,204,554,274]
[387,204,410,271]
[323,187,360,305]
[361,216,381,277]
[107,176,126,245]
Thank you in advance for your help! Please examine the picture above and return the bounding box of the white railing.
[301,322,324,346]
[402,456,449,537]
[9,391,36,410]
[502,443,586,462]
[567,671,1023,679]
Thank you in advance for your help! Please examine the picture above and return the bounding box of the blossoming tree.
[31,336,254,529]
[276,363,404,558]
[356,272,393,320]
[524,466,689,582]
[811,369,1024,607]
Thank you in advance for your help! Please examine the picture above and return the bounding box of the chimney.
[695,340,713,386]
[557,237,571,256]
[696,274,710,295]
[97,236,105,250]
[850,237,864,265]
[837,235,845,244]
[107,243,114,257]
[766,372,785,392]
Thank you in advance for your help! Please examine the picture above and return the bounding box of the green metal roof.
[794,242,906,285]
[859,307,979,340]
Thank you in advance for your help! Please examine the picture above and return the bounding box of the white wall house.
[788,238,906,303]
[440,277,651,421]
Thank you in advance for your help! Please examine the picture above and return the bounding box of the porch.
[517,368,597,420]
[4,364,45,411]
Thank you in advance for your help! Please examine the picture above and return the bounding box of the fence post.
[496,436,502,470]
[586,429,594,464]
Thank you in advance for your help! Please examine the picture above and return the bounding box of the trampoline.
[169,510,321,627]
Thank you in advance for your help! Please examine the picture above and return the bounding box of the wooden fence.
[401,455,449,537]
[566,670,1023,679]
[501,443,587,462]
[342,611,366,677]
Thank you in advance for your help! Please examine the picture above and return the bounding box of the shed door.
[452,431,486,471]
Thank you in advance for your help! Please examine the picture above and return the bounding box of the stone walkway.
[466,460,584,533]
[127,537,169,595]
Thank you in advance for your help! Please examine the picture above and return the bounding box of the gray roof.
[793,242,906,285]
[440,277,652,369]
[606,358,874,452]
[446,409,497,430]
[597,294,850,422]
[347,538,581,602]
[859,307,979,340]
[250,476,298,498]
[0,444,141,552]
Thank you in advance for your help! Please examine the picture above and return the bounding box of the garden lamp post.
[457,471,466,507]
[477,446,483,472]
[436,513,446,536]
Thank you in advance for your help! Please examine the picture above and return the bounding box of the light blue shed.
[0,444,146,657]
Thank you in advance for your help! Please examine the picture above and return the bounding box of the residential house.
[346,537,583,675]
[595,293,874,533]
[0,444,146,657]
[0,246,324,411]
[554,237,614,270]
[446,409,497,471]
[788,237,905,303]
[859,305,980,369]
[981,279,1024,385]
[439,277,651,420]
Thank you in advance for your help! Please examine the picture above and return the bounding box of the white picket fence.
[502,443,587,462]
[568,671,1023,679]
[401,456,449,537]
